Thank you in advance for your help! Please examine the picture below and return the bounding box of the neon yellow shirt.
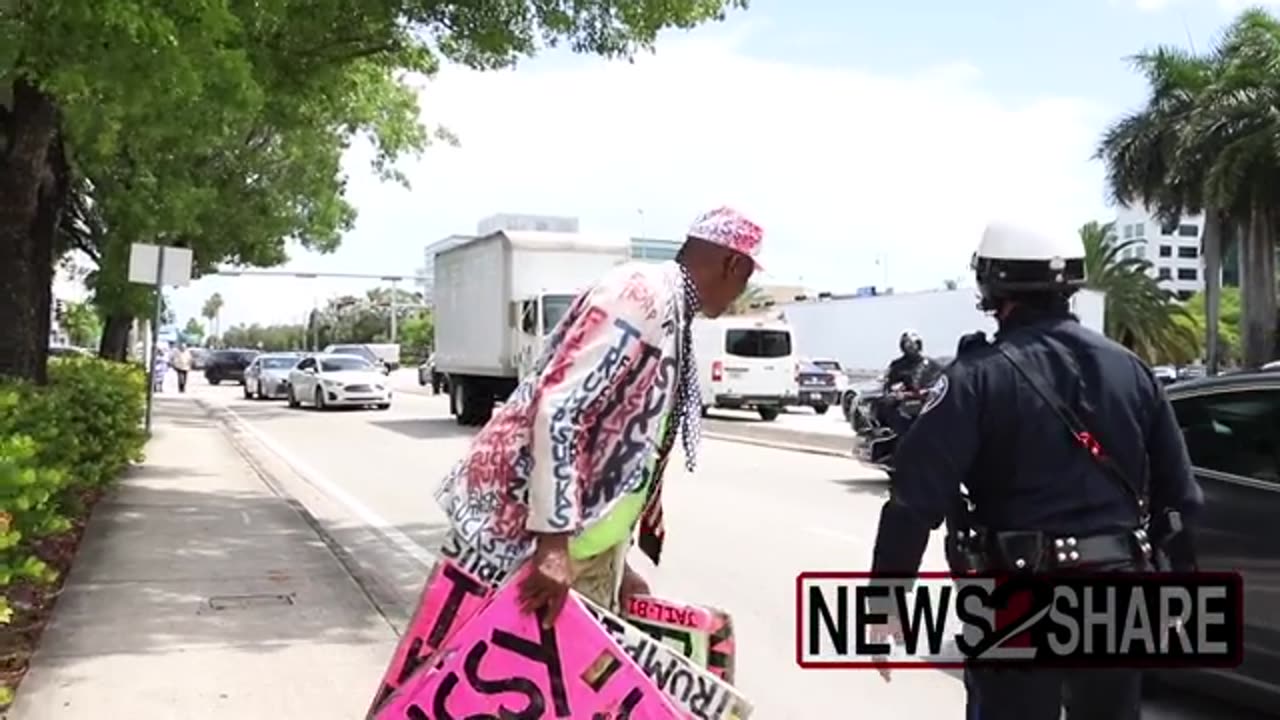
[570,415,670,560]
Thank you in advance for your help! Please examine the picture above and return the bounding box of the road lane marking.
[702,431,854,458]
[219,401,437,568]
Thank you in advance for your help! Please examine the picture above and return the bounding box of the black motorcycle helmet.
[899,330,923,356]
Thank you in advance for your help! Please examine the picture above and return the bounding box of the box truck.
[777,286,1107,376]
[433,230,632,426]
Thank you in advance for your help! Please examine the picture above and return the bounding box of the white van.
[693,314,795,421]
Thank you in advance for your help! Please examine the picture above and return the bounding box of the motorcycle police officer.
[867,221,1203,720]
[883,330,941,393]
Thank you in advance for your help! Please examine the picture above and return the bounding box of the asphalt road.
[186,374,1265,719]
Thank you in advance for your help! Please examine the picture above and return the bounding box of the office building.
[1113,206,1205,299]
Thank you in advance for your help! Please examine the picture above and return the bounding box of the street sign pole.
[143,249,166,434]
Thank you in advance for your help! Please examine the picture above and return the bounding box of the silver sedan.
[243,353,303,400]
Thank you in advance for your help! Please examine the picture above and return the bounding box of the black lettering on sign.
[411,618,574,719]
[490,622,571,717]
[428,564,490,648]
[583,600,737,720]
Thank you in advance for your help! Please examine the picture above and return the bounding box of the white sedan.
[286,354,392,410]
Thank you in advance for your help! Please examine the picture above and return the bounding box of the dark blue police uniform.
[869,307,1203,720]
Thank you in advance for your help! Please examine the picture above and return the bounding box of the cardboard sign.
[584,599,753,720]
[623,595,737,683]
[374,568,682,719]
[367,560,495,716]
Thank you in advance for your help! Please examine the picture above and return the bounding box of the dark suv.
[204,349,259,385]
[1160,370,1280,712]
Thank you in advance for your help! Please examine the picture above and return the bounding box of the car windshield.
[331,345,376,360]
[320,356,371,372]
[813,360,841,371]
[261,357,297,369]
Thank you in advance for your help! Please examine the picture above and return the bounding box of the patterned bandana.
[637,262,702,566]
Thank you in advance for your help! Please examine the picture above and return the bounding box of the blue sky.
[166,0,1266,329]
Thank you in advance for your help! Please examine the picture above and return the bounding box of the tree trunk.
[0,77,62,383]
[1202,209,1223,374]
[1239,206,1278,368]
[98,314,134,361]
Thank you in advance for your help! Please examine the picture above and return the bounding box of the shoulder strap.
[994,342,1148,524]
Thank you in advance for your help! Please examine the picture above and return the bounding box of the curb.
[701,431,855,458]
[192,397,406,634]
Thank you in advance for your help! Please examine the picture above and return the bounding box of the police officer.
[882,330,939,393]
[867,221,1203,720]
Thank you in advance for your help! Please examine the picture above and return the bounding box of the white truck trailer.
[778,286,1107,375]
[433,230,632,425]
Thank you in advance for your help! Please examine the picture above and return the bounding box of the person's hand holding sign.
[519,532,574,627]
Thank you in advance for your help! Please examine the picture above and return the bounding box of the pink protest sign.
[375,567,681,720]
[624,595,737,683]
[366,559,494,717]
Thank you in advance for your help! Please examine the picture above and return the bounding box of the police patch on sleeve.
[920,374,949,415]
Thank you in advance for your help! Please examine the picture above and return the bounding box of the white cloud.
[171,26,1109,331]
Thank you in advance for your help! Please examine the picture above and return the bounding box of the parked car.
[792,359,838,414]
[323,343,391,374]
[243,352,303,400]
[809,357,855,411]
[204,349,259,385]
[1152,365,1178,385]
[1160,370,1280,712]
[287,353,391,410]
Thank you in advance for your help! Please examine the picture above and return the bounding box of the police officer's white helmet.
[971,221,1087,295]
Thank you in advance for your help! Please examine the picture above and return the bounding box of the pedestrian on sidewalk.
[432,206,763,620]
[151,347,169,393]
[170,343,192,393]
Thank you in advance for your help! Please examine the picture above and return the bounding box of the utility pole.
[386,277,399,343]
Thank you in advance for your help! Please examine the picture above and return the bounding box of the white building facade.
[1113,206,1205,299]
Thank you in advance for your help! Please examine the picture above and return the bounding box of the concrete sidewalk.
[10,397,398,718]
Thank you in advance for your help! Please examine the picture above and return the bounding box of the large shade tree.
[0,0,750,382]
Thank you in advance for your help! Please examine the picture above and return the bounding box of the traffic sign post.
[129,243,194,433]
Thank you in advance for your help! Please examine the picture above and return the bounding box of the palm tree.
[1185,9,1280,366]
[201,292,224,345]
[1095,46,1227,370]
[1098,9,1280,369]
[1080,221,1199,364]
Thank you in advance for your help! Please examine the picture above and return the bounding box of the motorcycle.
[851,382,927,472]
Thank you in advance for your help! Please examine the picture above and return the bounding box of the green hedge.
[0,357,147,625]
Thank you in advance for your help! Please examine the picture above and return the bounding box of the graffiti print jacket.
[434,261,687,575]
